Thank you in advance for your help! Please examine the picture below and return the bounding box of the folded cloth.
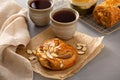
[0,0,33,80]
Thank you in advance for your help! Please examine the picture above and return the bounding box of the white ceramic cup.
[28,0,54,26]
[50,8,79,40]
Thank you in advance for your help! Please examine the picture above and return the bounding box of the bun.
[34,38,78,70]
[93,0,120,28]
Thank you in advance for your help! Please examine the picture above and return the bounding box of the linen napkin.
[0,0,33,80]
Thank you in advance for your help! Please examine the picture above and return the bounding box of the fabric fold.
[0,0,33,80]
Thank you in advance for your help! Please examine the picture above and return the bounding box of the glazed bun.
[34,38,78,70]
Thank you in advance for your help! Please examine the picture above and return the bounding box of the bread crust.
[34,38,78,70]
[93,0,120,28]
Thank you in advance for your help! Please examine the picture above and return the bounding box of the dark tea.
[53,10,76,23]
[30,0,51,9]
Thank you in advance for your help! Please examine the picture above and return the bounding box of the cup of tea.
[50,8,79,40]
[27,0,54,26]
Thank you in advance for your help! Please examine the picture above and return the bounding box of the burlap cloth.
[0,0,33,80]
[17,27,104,80]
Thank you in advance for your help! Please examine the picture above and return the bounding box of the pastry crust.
[93,0,120,28]
[34,38,78,70]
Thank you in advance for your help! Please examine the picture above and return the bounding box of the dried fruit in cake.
[93,0,120,28]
